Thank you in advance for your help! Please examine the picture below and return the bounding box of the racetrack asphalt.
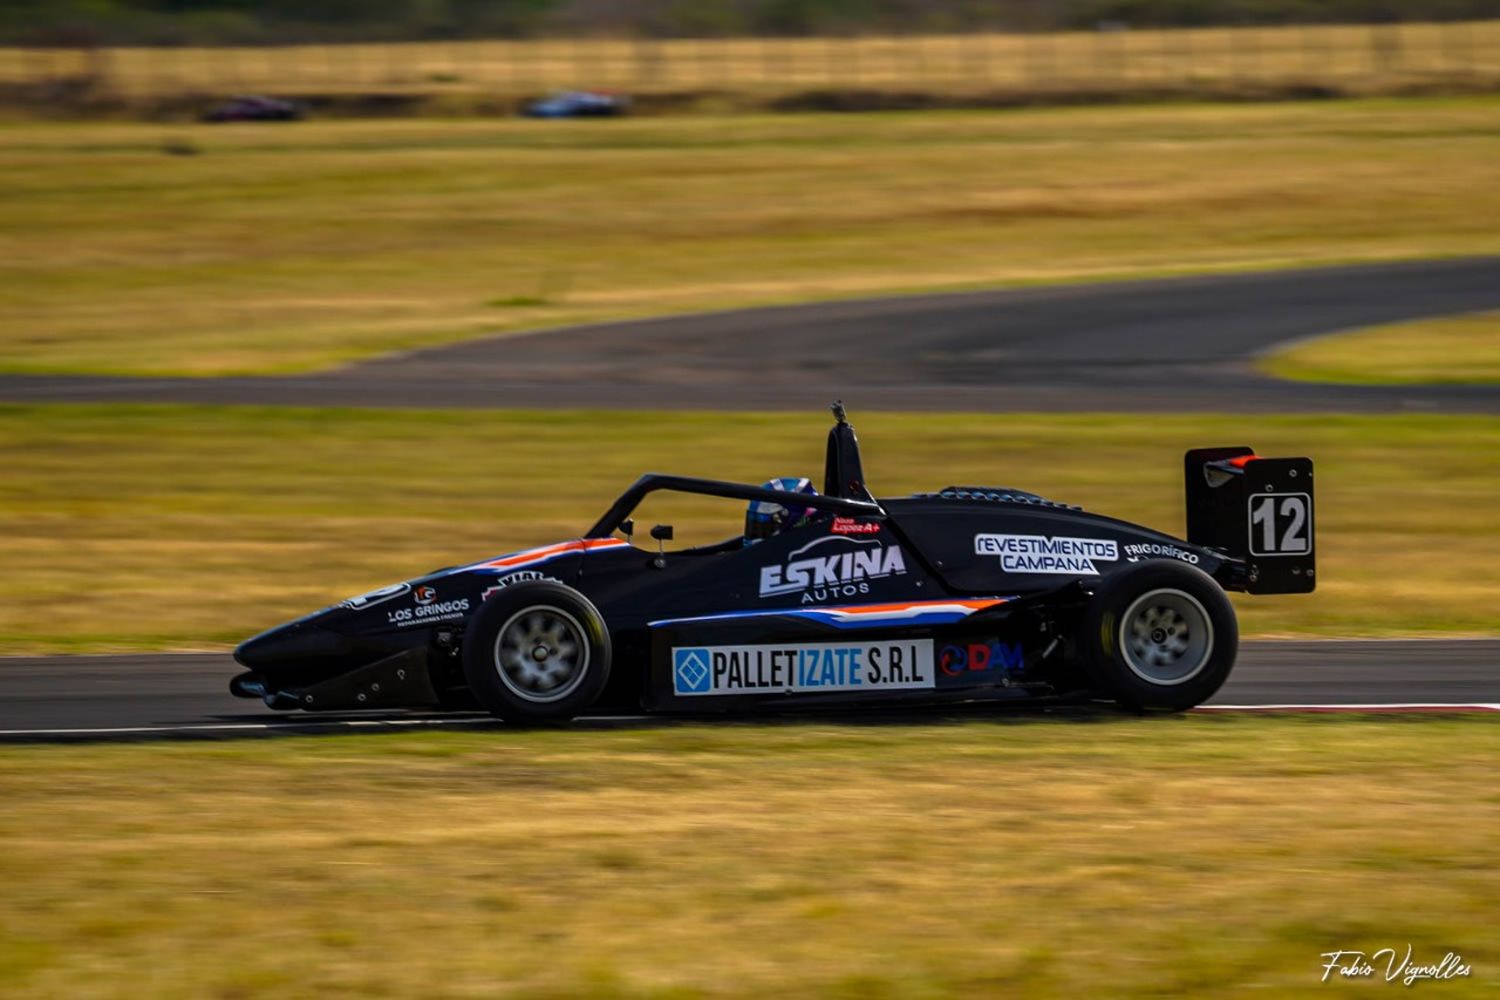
[1,641,1495,739]
[2,257,1499,413]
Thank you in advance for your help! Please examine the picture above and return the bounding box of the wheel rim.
[493,605,590,704]
[1118,588,1213,686]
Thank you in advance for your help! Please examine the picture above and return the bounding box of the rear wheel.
[462,582,612,723]
[1077,561,1238,710]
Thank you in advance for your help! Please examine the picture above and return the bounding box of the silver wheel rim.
[493,605,590,704]
[1118,588,1213,686]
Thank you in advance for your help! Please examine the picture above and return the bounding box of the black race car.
[233,405,1314,721]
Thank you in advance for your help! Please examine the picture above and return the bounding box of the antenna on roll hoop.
[824,400,873,502]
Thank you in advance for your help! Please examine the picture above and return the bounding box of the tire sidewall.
[462,581,612,723]
[1079,561,1238,710]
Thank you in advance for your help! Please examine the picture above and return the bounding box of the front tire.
[1077,561,1238,711]
[462,582,612,723]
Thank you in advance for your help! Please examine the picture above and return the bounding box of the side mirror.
[620,518,635,538]
[650,524,673,569]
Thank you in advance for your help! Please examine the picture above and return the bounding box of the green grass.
[3,97,1500,376]
[2,404,1497,653]
[0,716,1495,997]
[1261,310,1500,384]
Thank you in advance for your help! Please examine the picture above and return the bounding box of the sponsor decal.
[939,640,1024,681]
[480,571,556,602]
[830,517,881,535]
[1122,542,1200,565]
[386,597,471,628]
[671,641,934,696]
[974,533,1119,575]
[759,536,907,604]
[338,582,410,610]
[414,585,437,605]
[673,648,712,694]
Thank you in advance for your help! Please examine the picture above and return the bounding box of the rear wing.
[1185,447,1315,594]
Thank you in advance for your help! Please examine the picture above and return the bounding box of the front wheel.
[1077,561,1238,711]
[462,581,612,723]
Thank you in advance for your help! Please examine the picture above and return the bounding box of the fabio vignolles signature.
[1321,946,1472,985]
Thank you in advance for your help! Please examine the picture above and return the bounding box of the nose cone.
[234,619,347,671]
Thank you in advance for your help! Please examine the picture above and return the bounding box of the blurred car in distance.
[204,95,304,123]
[523,90,628,118]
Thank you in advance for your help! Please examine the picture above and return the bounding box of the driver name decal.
[759,536,907,603]
[672,641,934,696]
[974,533,1119,575]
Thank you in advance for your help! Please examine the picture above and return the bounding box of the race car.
[203,95,304,122]
[522,90,629,118]
[232,404,1314,720]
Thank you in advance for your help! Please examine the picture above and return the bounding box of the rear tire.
[461,582,612,723]
[1077,561,1238,711]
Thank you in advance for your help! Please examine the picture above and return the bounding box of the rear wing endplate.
[1185,447,1315,594]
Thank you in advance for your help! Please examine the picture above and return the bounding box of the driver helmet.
[745,477,819,544]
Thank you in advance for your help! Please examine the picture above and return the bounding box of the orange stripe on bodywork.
[478,538,625,569]
[820,598,1007,615]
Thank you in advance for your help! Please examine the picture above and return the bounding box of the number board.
[1242,458,1315,594]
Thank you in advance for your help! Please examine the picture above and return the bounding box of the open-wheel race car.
[232,405,1315,721]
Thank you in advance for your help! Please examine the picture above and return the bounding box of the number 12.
[1249,493,1311,555]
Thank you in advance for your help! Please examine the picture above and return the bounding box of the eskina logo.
[974,533,1119,575]
[759,536,907,603]
[674,648,712,694]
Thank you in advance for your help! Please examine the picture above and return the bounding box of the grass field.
[1261,310,1500,385]
[6,23,1500,103]
[0,716,1494,997]
[2,404,1496,653]
[3,98,1499,376]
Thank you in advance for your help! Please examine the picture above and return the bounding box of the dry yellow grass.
[3,98,1500,377]
[5,23,1499,99]
[0,717,1495,997]
[1261,310,1500,384]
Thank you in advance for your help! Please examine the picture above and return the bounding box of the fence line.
[3,22,1498,103]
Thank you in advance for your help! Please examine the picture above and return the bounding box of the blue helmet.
[745,477,819,544]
